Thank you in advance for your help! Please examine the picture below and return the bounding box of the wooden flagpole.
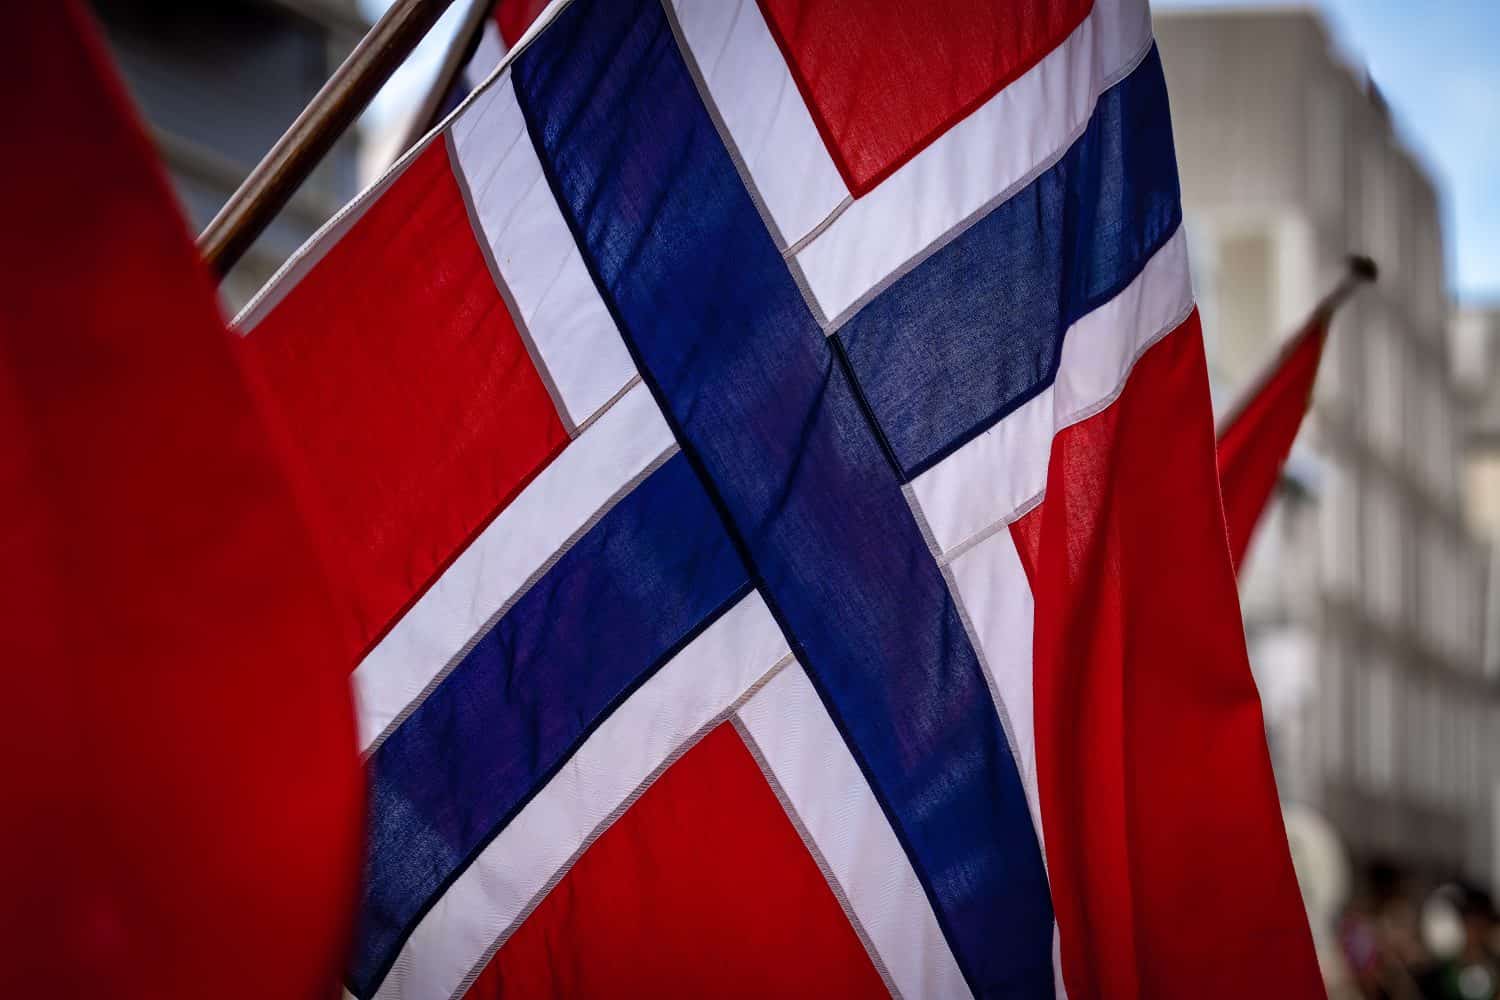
[196,0,458,279]
[1214,254,1378,437]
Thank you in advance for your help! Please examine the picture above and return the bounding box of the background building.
[90,0,367,311]
[1454,304,1500,548]
[1157,7,1500,900]
[1453,303,1500,896]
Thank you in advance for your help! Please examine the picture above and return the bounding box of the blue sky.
[1157,0,1500,301]
[364,0,1500,301]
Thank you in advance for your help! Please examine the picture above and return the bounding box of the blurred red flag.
[1216,313,1330,572]
[0,3,361,996]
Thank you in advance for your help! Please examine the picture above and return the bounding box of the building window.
[1213,229,1275,387]
[1306,79,1344,222]
[1363,479,1404,625]
[1361,655,1395,792]
[1362,151,1400,278]
[1321,634,1346,779]
[1406,367,1430,491]
[1451,544,1483,663]
[1423,379,1446,496]
[1406,677,1430,801]
[1364,318,1404,460]
[1321,457,1359,597]
[1413,215,1444,336]
[1418,521,1451,655]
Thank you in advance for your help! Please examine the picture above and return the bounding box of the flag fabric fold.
[0,4,362,996]
[1010,311,1320,996]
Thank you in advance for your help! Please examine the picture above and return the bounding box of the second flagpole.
[196,0,458,279]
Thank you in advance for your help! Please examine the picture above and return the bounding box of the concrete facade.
[1453,305,1500,546]
[1157,8,1499,891]
[90,0,367,311]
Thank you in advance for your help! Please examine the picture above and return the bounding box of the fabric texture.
[838,46,1182,479]
[757,0,1093,193]
[510,1,1055,992]
[239,138,569,663]
[0,3,361,996]
[377,593,793,999]
[1011,314,1322,998]
[464,722,891,999]
[229,2,1325,997]
[352,453,750,995]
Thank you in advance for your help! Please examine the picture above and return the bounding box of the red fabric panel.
[0,3,360,996]
[757,0,1093,195]
[1217,317,1328,571]
[465,723,889,999]
[1012,315,1321,999]
[1010,506,1043,589]
[240,140,568,660]
[495,0,551,46]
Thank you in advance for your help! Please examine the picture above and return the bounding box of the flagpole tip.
[1347,254,1378,283]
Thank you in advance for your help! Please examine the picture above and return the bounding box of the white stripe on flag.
[374,592,791,1000]
[735,665,972,1000]
[353,380,672,751]
[915,227,1194,1000]
[667,0,850,249]
[942,526,1073,1000]
[791,0,1154,326]
[908,225,1193,558]
[946,528,1044,857]
[449,73,636,430]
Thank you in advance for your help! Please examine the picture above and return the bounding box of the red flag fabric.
[1009,313,1321,997]
[494,0,552,46]
[1217,312,1330,570]
[0,4,361,996]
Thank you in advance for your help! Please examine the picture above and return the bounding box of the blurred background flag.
[0,3,362,996]
[1217,256,1378,571]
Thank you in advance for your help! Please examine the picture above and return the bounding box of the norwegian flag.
[239,1,1320,996]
